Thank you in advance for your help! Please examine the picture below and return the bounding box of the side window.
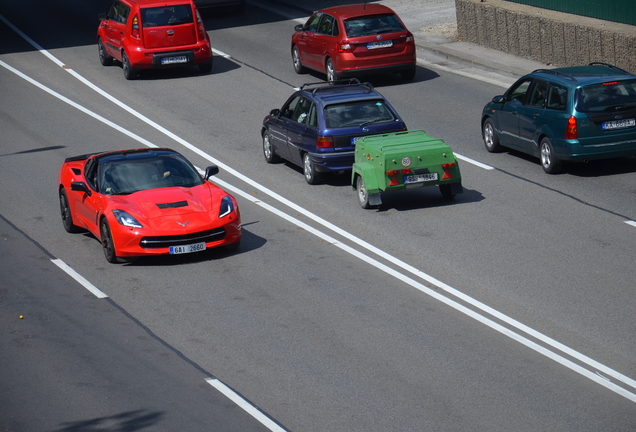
[546,83,568,111]
[84,159,99,191]
[304,13,322,33]
[281,96,301,119]
[319,14,335,36]
[506,79,532,105]
[307,104,317,127]
[108,1,130,24]
[292,98,312,124]
[527,79,549,108]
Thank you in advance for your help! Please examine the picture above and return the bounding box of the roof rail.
[299,78,374,95]
[532,68,578,82]
[589,62,630,74]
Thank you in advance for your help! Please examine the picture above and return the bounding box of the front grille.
[140,228,226,249]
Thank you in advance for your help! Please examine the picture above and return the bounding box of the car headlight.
[112,209,143,228]
[219,195,234,218]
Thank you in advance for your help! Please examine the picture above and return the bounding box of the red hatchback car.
[291,4,416,83]
[58,148,241,263]
[97,0,213,80]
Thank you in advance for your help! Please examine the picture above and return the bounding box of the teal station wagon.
[481,63,636,173]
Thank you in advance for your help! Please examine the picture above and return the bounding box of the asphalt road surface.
[1,0,635,431]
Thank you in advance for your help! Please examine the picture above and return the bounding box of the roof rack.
[532,68,578,82]
[589,62,630,74]
[299,78,374,95]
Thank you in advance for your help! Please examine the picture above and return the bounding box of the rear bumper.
[553,138,636,161]
[338,61,416,77]
[309,151,355,172]
[126,44,212,69]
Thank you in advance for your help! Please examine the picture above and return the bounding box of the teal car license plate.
[169,242,205,255]
[602,118,635,130]
[404,173,438,184]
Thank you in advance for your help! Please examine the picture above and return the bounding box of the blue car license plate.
[169,242,206,255]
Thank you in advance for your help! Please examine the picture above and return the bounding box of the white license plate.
[602,118,635,130]
[169,242,206,255]
[404,173,438,184]
[161,55,188,65]
[351,136,365,145]
[367,40,393,50]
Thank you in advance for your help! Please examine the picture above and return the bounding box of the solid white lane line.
[625,220,636,228]
[455,153,495,170]
[2,22,635,401]
[51,259,108,299]
[205,378,286,432]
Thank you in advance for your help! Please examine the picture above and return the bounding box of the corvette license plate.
[169,242,205,255]
[367,40,393,50]
[161,55,188,65]
[602,118,635,130]
[404,173,438,184]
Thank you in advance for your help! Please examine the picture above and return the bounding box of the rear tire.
[540,137,562,174]
[98,38,113,66]
[59,188,82,233]
[100,219,119,264]
[439,184,456,200]
[122,51,137,80]
[303,153,321,185]
[400,66,416,81]
[199,59,213,74]
[325,58,338,83]
[356,175,372,209]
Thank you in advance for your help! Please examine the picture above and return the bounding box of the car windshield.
[575,79,636,113]
[324,100,397,128]
[344,14,405,37]
[141,5,193,27]
[100,154,203,195]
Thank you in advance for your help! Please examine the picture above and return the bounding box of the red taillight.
[316,136,334,148]
[338,41,352,53]
[132,15,140,39]
[602,81,619,86]
[196,9,206,38]
[442,162,456,179]
[565,115,578,139]
[405,33,414,45]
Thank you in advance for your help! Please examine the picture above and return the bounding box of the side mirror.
[492,95,505,104]
[98,12,107,20]
[204,165,219,180]
[71,181,91,196]
[269,108,281,118]
[294,24,304,32]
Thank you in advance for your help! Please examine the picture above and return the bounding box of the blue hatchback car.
[261,79,407,184]
[481,62,636,173]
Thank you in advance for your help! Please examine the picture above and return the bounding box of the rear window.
[141,5,193,27]
[324,100,396,128]
[575,80,636,113]
[344,14,405,38]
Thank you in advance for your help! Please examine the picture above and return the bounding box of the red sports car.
[58,148,241,263]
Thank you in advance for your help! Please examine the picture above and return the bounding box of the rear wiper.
[360,117,393,127]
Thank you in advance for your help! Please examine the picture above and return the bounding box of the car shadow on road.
[299,64,440,88]
[109,55,241,81]
[503,149,636,177]
[371,186,484,212]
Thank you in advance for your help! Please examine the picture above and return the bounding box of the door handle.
[533,113,541,118]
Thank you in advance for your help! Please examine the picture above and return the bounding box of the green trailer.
[352,130,463,209]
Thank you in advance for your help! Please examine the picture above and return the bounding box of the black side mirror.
[71,181,91,196]
[294,24,304,32]
[270,108,281,118]
[98,12,107,20]
[492,95,505,104]
[204,165,219,180]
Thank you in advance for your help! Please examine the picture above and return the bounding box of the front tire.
[483,118,503,152]
[325,58,338,83]
[122,51,137,80]
[292,46,306,74]
[59,188,82,233]
[303,153,321,185]
[100,219,118,263]
[98,38,113,66]
[263,132,281,163]
[539,137,561,174]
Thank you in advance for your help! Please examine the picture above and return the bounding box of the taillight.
[565,115,578,139]
[316,136,334,148]
[442,162,456,179]
[132,15,140,39]
[338,41,352,53]
[405,33,414,44]
[196,9,206,39]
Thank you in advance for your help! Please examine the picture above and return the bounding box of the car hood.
[109,184,222,220]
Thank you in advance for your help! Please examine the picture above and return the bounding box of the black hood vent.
[157,200,188,209]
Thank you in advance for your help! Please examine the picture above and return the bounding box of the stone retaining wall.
[456,0,636,73]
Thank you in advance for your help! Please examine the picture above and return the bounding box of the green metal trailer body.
[352,130,463,208]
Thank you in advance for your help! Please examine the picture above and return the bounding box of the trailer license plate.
[404,173,438,184]
[161,55,188,65]
[169,242,205,255]
[602,118,635,130]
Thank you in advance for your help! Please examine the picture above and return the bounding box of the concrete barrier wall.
[456,0,636,73]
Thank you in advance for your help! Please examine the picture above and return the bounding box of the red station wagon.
[291,3,416,83]
[97,0,213,80]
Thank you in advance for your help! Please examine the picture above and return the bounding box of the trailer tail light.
[132,15,140,39]
[442,162,456,179]
[565,116,578,139]
[316,136,334,148]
